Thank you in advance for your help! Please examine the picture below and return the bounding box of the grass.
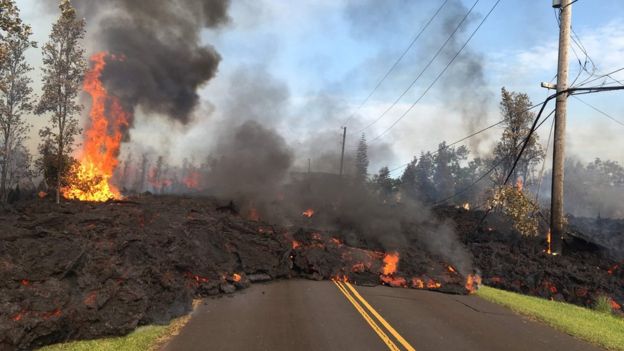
[477,285,624,351]
[38,313,193,351]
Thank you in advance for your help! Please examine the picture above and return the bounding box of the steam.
[72,0,231,124]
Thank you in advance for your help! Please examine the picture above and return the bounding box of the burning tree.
[0,3,35,203]
[35,0,86,204]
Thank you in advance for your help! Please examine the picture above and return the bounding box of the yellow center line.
[344,281,417,351]
[332,280,401,351]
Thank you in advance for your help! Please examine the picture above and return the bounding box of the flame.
[462,203,470,210]
[11,312,24,322]
[232,273,241,282]
[62,52,129,202]
[465,274,482,293]
[302,208,315,218]
[546,229,552,254]
[380,275,407,287]
[292,240,301,249]
[447,266,456,273]
[411,278,425,289]
[610,299,621,311]
[382,252,399,275]
[426,279,442,289]
[37,191,47,199]
[20,279,29,287]
[183,170,201,189]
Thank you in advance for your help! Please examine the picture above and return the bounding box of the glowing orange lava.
[62,52,129,202]
[381,252,399,275]
[465,274,482,293]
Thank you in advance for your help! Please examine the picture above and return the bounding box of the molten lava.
[381,252,399,275]
[62,52,129,202]
[465,274,482,293]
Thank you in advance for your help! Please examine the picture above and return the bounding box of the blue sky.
[16,0,624,172]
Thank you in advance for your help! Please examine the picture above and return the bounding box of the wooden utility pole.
[551,0,572,255]
[339,127,346,177]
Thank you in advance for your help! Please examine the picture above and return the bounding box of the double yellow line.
[332,280,416,351]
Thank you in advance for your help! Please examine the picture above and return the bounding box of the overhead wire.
[342,0,451,128]
[370,0,503,142]
[356,0,481,134]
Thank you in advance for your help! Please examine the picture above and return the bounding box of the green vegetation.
[477,286,624,350]
[38,314,191,351]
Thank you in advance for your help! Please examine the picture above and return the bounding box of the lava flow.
[62,52,129,202]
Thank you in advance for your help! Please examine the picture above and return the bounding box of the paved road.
[163,280,602,351]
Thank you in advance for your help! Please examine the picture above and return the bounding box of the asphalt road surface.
[163,280,602,351]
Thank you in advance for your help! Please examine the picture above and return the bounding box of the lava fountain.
[62,52,129,202]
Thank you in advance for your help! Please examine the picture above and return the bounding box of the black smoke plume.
[73,0,230,124]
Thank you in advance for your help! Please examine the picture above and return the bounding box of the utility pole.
[550,0,572,255]
[339,127,346,177]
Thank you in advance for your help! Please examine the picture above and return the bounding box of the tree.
[0,0,23,88]
[372,166,396,197]
[355,133,369,183]
[433,142,468,203]
[35,0,86,204]
[0,5,35,203]
[492,87,545,185]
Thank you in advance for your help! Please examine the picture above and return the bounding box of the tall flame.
[62,52,129,202]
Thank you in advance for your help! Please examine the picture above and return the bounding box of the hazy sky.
[15,0,624,174]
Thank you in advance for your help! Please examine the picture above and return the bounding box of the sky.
[14,0,624,175]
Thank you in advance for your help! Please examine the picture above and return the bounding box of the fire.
[37,191,47,199]
[610,299,621,311]
[232,273,241,282]
[447,266,456,273]
[20,279,29,287]
[462,203,470,210]
[292,240,301,249]
[183,170,200,189]
[412,278,425,289]
[380,275,407,287]
[426,279,442,289]
[465,274,482,293]
[546,229,552,254]
[302,208,314,218]
[381,252,399,275]
[63,52,129,202]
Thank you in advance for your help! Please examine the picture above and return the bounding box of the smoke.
[71,0,231,124]
[438,0,492,155]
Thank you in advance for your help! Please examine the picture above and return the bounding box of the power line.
[357,0,481,134]
[342,0,450,127]
[388,99,545,175]
[370,0,503,142]
[432,106,555,206]
[572,95,624,127]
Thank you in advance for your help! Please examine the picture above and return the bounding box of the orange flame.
[302,208,314,218]
[412,278,425,289]
[292,240,301,249]
[610,299,621,311]
[380,275,407,287]
[546,229,552,255]
[465,274,482,293]
[232,273,242,282]
[382,252,399,275]
[447,266,456,273]
[63,52,129,202]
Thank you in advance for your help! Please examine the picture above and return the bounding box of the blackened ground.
[436,206,624,314]
[0,195,468,350]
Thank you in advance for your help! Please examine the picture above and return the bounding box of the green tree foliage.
[0,2,35,203]
[492,87,545,185]
[355,133,368,184]
[35,0,86,204]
